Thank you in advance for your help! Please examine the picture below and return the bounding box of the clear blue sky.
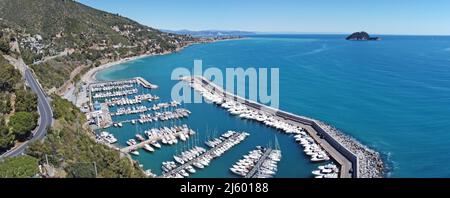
[77,0,450,35]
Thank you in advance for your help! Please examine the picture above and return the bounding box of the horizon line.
[159,28,450,37]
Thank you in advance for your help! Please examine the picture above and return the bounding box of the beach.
[82,53,153,85]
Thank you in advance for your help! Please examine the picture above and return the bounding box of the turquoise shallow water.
[97,34,450,178]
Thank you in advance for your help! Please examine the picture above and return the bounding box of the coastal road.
[0,68,53,159]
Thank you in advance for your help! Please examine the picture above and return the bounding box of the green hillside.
[0,0,194,90]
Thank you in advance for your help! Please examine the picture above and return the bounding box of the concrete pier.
[136,77,158,89]
[182,76,357,178]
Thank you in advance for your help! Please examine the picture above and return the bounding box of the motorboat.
[130,150,140,156]
[174,155,185,164]
[151,141,161,148]
[144,144,155,152]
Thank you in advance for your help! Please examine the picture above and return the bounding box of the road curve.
[0,69,53,159]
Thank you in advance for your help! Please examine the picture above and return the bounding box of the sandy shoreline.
[81,53,153,85]
[79,39,229,86]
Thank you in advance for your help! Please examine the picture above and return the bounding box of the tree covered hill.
[0,0,191,57]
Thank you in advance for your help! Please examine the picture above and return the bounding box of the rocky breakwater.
[311,119,384,178]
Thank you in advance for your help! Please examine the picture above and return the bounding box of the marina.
[87,34,432,178]
[86,74,354,178]
[87,74,351,178]
[85,39,385,178]
[181,76,356,178]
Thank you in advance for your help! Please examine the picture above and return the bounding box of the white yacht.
[135,134,145,142]
[186,166,196,174]
[130,150,140,156]
[151,141,161,148]
[126,139,137,146]
[174,155,185,164]
[144,144,155,152]
[193,162,204,169]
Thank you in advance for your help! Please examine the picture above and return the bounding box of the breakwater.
[182,76,384,178]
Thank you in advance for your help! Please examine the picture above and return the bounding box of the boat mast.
[274,135,280,151]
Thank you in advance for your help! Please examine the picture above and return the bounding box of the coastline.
[79,38,242,87]
[81,53,153,85]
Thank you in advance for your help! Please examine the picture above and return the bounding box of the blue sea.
[97,34,450,178]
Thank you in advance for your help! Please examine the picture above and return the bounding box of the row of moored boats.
[189,79,337,173]
[111,101,181,116]
[312,163,339,178]
[105,94,159,107]
[161,131,249,178]
[294,132,330,162]
[144,125,196,145]
[136,108,191,124]
[92,88,138,99]
[89,79,138,92]
[125,125,195,156]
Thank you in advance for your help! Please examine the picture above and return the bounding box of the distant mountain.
[346,31,381,41]
[161,29,255,37]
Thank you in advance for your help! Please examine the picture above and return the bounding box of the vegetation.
[0,117,14,151]
[14,89,38,112]
[0,55,38,151]
[0,93,12,114]
[0,38,10,53]
[30,60,73,90]
[52,94,79,122]
[26,96,145,178]
[0,155,39,178]
[0,56,21,92]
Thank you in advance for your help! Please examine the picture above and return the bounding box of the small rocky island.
[346,31,381,41]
